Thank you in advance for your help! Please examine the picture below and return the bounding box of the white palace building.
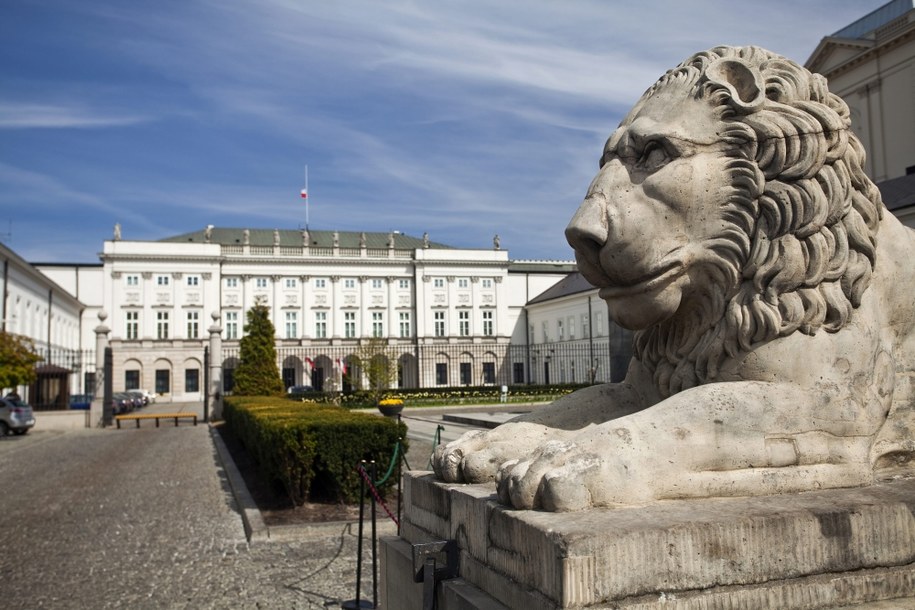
[33,226,605,405]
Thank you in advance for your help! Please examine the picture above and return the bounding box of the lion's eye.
[637,141,670,170]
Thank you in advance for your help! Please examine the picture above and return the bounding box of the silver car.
[0,395,36,436]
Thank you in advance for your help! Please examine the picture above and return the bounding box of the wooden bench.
[115,412,198,429]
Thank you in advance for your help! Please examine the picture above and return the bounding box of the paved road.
[0,421,381,608]
[0,403,515,609]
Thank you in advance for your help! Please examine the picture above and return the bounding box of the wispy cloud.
[0,103,151,129]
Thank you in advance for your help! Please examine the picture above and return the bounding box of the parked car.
[0,395,36,436]
[126,389,149,407]
[286,385,315,396]
[127,389,154,405]
[110,392,134,415]
[69,394,92,410]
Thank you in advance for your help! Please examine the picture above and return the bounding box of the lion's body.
[433,46,915,511]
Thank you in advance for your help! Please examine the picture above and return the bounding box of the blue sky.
[0,0,887,263]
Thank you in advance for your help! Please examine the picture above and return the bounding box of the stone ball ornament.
[433,46,915,512]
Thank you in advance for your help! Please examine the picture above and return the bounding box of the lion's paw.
[433,423,566,483]
[496,440,608,511]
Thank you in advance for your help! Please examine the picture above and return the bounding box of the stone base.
[381,472,915,609]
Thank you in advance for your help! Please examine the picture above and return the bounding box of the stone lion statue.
[434,46,915,511]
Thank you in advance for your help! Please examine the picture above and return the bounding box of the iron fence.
[221,340,629,393]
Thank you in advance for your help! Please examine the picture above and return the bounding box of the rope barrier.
[357,463,399,527]
[373,440,402,486]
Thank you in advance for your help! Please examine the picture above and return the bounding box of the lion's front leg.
[433,382,646,483]
[496,381,878,511]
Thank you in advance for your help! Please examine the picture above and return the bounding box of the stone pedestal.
[381,472,915,609]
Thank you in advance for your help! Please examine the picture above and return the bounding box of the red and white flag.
[305,357,315,369]
[300,188,308,199]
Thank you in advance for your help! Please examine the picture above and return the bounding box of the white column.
[208,311,223,421]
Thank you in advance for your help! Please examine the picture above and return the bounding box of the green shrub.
[223,396,406,505]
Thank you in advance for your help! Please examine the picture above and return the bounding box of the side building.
[96,227,575,401]
[806,0,915,225]
[1,241,89,409]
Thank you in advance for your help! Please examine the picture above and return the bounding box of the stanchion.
[342,461,373,610]
[370,461,378,609]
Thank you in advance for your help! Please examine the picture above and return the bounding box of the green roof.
[159,228,453,250]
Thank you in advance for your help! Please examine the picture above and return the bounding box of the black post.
[396,432,403,536]
[102,347,113,427]
[343,462,370,609]
[203,346,209,423]
[370,461,378,609]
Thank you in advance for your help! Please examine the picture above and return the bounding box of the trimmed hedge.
[223,396,407,505]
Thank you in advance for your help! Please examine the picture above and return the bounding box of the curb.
[209,425,270,544]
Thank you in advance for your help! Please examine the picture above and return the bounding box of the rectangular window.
[568,316,576,340]
[372,278,383,289]
[156,311,169,339]
[399,311,411,338]
[398,279,409,289]
[460,362,472,385]
[435,363,448,386]
[186,310,199,339]
[186,276,199,287]
[157,275,170,286]
[255,277,268,288]
[459,311,470,336]
[433,278,444,288]
[542,321,548,342]
[344,278,355,289]
[285,278,297,289]
[458,278,469,288]
[582,314,589,338]
[125,370,140,390]
[596,312,604,336]
[126,275,139,286]
[372,312,384,337]
[344,311,356,338]
[434,311,445,337]
[225,311,238,340]
[315,278,326,289]
[558,319,564,341]
[482,310,493,336]
[513,362,525,384]
[185,369,199,393]
[155,369,170,394]
[314,311,327,338]
[482,362,495,384]
[125,310,139,340]
[285,311,298,339]
[482,278,492,288]
[226,277,238,288]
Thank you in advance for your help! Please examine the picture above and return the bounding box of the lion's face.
[567,46,882,396]
[567,85,735,329]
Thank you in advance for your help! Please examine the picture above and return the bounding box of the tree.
[232,299,284,396]
[354,337,398,404]
[0,331,42,392]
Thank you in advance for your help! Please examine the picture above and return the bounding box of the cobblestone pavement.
[0,419,383,609]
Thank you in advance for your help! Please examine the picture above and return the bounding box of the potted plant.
[377,396,404,417]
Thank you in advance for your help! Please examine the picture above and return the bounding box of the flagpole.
[305,165,309,230]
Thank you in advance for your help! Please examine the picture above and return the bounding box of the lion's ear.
[705,58,765,113]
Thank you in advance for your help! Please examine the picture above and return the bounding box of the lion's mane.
[630,46,884,396]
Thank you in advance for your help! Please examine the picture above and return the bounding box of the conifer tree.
[232,299,284,396]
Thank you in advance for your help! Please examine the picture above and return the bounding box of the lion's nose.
[565,196,608,258]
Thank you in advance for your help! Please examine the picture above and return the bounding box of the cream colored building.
[806,0,915,225]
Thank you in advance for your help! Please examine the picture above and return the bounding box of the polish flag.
[300,189,308,199]
[305,357,315,369]
[337,358,347,374]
